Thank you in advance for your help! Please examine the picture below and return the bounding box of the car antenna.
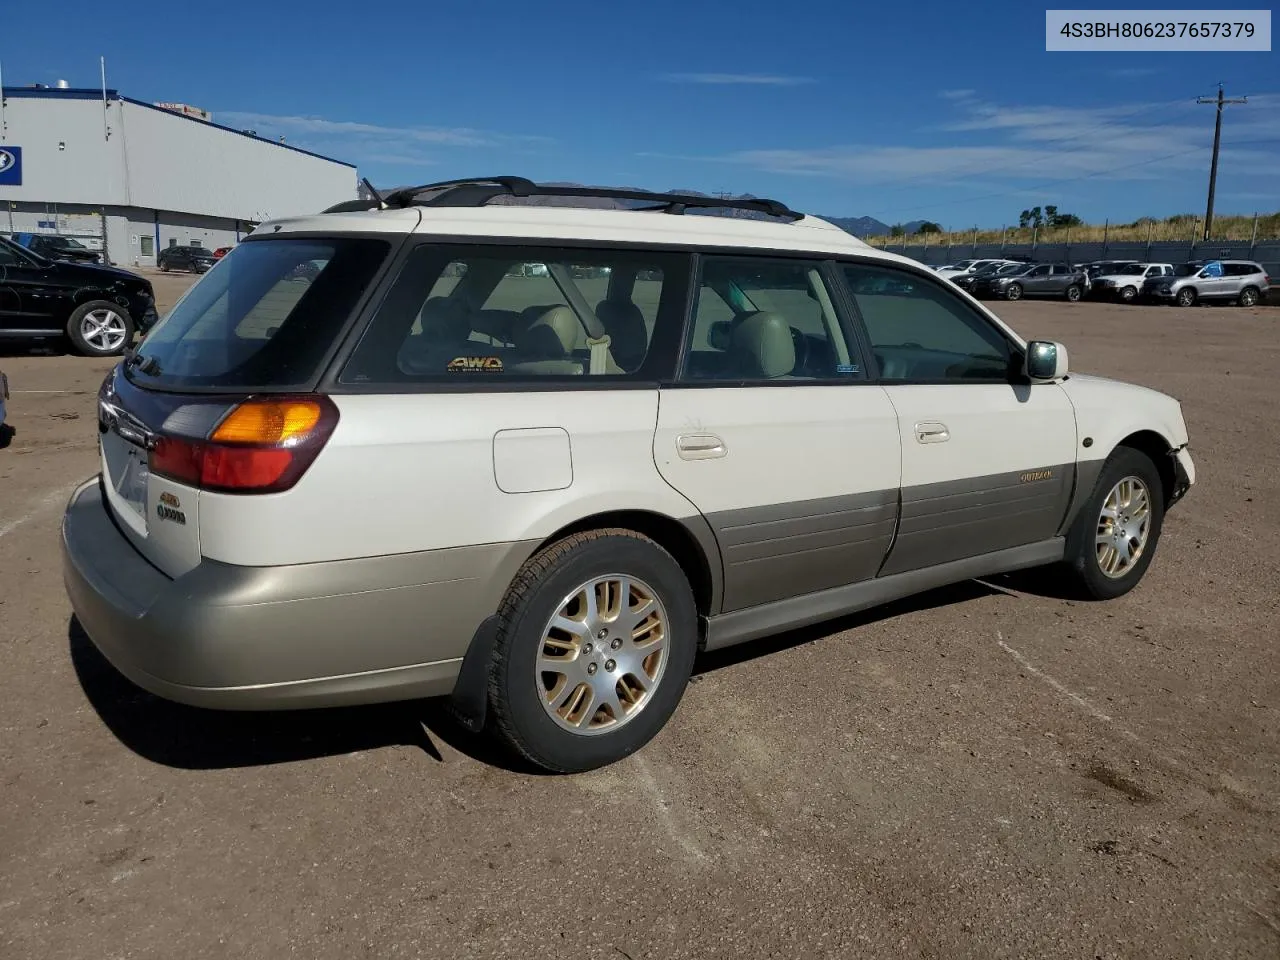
[361,178,387,209]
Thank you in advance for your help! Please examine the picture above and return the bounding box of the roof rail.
[363,177,803,221]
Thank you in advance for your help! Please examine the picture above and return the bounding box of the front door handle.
[915,421,950,443]
[677,433,727,460]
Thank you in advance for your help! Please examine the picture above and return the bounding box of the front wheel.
[1005,283,1023,301]
[1065,284,1082,302]
[158,260,170,272]
[488,530,698,773]
[1239,286,1260,307]
[1061,448,1165,600]
[1119,286,1138,303]
[66,301,135,357]
[1176,287,1197,307]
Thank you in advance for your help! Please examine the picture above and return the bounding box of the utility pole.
[1196,84,1247,240]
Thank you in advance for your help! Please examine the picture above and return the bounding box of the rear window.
[128,237,389,391]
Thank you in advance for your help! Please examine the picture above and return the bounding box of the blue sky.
[3,0,1277,226]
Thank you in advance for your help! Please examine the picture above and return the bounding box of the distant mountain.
[366,181,925,238]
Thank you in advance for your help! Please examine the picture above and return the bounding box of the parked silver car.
[1144,260,1271,307]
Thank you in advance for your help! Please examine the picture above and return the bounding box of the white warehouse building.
[0,84,357,266]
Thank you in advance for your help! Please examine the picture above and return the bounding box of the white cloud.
[656,89,1280,192]
[212,111,554,172]
[660,73,815,86]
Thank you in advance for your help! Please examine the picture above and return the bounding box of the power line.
[1196,84,1248,239]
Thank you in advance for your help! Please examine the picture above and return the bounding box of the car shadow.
[67,616,536,772]
[0,341,67,358]
[70,577,1032,773]
[694,579,1006,675]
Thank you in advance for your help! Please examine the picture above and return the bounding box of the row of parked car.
[933,257,1271,307]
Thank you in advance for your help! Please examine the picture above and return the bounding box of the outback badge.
[157,492,186,525]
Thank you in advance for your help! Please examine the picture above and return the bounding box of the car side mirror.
[1025,340,1068,381]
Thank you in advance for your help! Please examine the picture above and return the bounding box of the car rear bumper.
[61,478,530,710]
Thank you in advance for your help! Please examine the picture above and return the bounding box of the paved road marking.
[997,633,1115,724]
[0,483,81,541]
[633,756,709,864]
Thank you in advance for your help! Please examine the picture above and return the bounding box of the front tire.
[1119,286,1138,303]
[1061,448,1165,600]
[66,301,135,357]
[1005,283,1023,301]
[1065,284,1082,302]
[1176,287,1197,307]
[488,530,698,773]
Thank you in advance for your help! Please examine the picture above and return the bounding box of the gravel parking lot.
[2,274,1278,959]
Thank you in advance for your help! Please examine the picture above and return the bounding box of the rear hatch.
[99,235,393,577]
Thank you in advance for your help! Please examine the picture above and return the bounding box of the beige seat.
[594,300,649,372]
[729,311,795,379]
[509,305,585,375]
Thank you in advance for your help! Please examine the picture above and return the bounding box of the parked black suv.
[14,233,104,264]
[157,245,216,273]
[972,262,1087,301]
[0,236,157,356]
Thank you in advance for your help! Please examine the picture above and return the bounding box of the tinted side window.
[682,257,863,382]
[342,245,686,384]
[841,263,1013,383]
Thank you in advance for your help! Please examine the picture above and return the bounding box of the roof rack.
[323,177,803,222]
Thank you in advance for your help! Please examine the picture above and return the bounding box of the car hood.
[48,260,149,287]
[1095,273,1146,283]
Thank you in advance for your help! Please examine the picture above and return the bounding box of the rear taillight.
[149,395,338,494]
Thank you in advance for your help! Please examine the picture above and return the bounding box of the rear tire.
[488,530,698,773]
[1239,286,1260,307]
[1061,448,1165,601]
[66,300,135,357]
[159,260,169,273]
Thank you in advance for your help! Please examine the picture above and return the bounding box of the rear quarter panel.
[197,390,701,567]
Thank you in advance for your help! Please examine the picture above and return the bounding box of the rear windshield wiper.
[124,349,161,376]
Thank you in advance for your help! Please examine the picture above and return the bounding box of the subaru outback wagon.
[63,177,1196,773]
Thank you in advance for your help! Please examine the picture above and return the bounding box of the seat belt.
[546,262,614,375]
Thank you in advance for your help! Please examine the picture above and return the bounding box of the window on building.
[140,236,154,257]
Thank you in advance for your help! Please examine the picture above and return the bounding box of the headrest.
[730,311,795,379]
[594,300,648,372]
[419,297,470,341]
[517,305,581,358]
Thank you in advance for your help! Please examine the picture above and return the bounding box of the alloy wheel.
[536,575,669,735]
[1095,476,1152,579]
[79,309,128,354]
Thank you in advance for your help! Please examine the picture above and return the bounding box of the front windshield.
[951,260,976,270]
[1114,264,1146,275]
[1174,264,1200,276]
[997,263,1025,275]
[1006,264,1035,276]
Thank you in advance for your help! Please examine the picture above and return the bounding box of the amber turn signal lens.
[211,399,323,445]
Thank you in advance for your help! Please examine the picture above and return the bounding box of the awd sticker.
[447,356,504,373]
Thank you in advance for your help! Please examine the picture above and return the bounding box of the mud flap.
[446,615,500,733]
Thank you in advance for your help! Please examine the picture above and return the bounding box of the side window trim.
[672,252,871,387]
[831,256,1026,386]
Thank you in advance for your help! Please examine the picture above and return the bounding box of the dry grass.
[866,212,1280,247]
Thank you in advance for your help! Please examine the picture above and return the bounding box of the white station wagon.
[62,178,1196,772]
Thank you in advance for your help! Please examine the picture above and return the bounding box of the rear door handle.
[915,421,950,443]
[677,433,727,460]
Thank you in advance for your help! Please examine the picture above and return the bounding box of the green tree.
[889,223,906,237]
[914,221,942,234]
[1019,206,1043,229]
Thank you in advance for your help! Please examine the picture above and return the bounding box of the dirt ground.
[2,275,1278,959]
